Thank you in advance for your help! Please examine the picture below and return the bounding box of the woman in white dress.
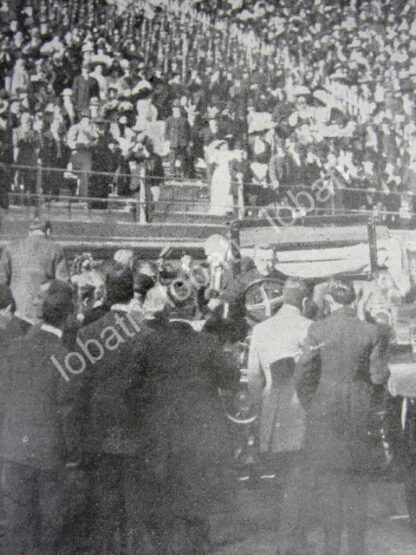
[208,140,241,216]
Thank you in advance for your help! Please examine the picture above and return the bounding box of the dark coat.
[78,309,148,456]
[89,132,117,204]
[40,129,59,166]
[296,306,390,472]
[0,235,70,322]
[0,314,31,442]
[165,115,190,148]
[0,326,82,470]
[15,127,40,166]
[72,75,99,114]
[0,314,31,353]
[140,320,239,514]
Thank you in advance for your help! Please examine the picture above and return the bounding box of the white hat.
[292,85,311,97]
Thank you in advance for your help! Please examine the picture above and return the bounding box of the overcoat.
[0,235,70,322]
[0,326,81,470]
[296,306,390,472]
[77,308,148,456]
[141,319,239,514]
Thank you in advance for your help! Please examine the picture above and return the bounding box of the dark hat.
[0,284,15,311]
[29,216,51,233]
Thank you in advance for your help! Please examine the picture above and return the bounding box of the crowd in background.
[0,216,413,554]
[0,0,415,216]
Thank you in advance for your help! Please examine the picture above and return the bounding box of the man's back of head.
[282,278,311,311]
[42,280,74,329]
[105,268,134,306]
[325,278,356,307]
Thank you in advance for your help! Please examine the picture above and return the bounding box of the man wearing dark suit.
[0,281,81,555]
[0,284,31,353]
[71,63,99,120]
[165,104,190,177]
[285,278,389,555]
[0,284,30,520]
[140,300,240,552]
[0,216,70,324]
[78,268,149,553]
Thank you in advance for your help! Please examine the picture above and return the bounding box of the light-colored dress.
[209,150,237,216]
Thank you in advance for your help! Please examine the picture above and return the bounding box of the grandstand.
[1,0,416,252]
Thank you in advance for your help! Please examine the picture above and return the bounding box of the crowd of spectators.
[0,0,415,217]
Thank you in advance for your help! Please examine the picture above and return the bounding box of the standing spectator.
[67,110,98,197]
[140,297,240,552]
[247,279,312,473]
[135,95,158,133]
[78,268,149,553]
[9,55,30,95]
[111,114,135,196]
[89,116,117,208]
[71,63,99,120]
[202,117,222,182]
[90,63,108,100]
[208,140,240,216]
[40,115,60,198]
[0,216,70,324]
[61,88,75,127]
[290,278,390,555]
[143,137,164,206]
[165,101,190,177]
[0,281,81,554]
[13,111,40,199]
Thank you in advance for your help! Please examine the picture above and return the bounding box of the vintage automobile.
[209,216,416,478]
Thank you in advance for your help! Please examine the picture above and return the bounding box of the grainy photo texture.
[0,0,416,553]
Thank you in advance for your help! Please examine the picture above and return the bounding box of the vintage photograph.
[0,0,415,553]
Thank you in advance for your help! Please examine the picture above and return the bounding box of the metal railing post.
[35,161,42,217]
[138,179,148,224]
[237,180,244,220]
[230,220,241,277]
[367,216,378,280]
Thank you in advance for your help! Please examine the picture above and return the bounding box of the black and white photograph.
[0,0,416,553]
